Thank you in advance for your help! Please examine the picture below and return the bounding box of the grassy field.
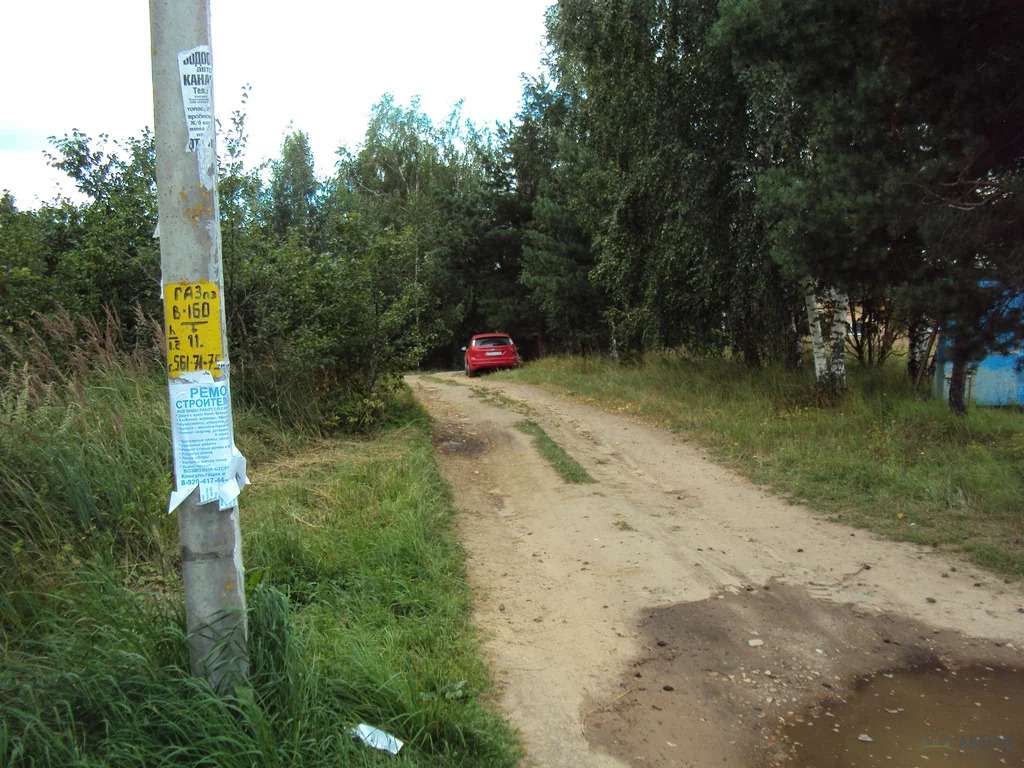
[503,354,1024,577]
[0,326,520,766]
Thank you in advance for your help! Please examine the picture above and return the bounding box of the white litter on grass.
[351,724,404,755]
[748,639,765,647]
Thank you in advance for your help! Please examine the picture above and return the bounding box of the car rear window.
[473,336,513,348]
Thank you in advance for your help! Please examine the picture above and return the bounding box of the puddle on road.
[433,424,488,456]
[587,582,1023,768]
[439,439,479,454]
[782,665,1022,766]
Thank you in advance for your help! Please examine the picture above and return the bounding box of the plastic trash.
[351,724,404,755]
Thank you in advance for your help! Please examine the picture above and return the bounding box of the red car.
[463,333,520,377]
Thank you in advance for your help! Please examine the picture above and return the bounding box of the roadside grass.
[514,420,595,484]
[0,318,520,766]
[238,391,520,765]
[509,354,1024,577]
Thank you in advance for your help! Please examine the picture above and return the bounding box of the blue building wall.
[933,350,1024,406]
[932,292,1024,406]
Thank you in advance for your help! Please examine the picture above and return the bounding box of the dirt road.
[407,373,1024,767]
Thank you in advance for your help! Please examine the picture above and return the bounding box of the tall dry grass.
[1,312,519,766]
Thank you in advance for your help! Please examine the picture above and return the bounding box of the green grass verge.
[237,391,521,766]
[1,338,520,764]
[514,420,595,484]
[509,354,1024,577]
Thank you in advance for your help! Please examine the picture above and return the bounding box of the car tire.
[465,362,476,377]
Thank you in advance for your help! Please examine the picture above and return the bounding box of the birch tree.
[802,279,849,390]
[546,0,797,361]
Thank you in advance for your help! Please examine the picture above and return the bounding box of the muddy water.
[783,665,1022,766]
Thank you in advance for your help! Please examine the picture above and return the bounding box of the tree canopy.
[2,0,1022,418]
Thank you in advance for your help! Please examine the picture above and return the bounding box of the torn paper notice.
[350,724,404,755]
[167,370,248,514]
[178,45,214,154]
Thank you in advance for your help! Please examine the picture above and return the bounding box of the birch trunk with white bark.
[802,277,828,383]
[827,290,848,388]
[907,320,929,380]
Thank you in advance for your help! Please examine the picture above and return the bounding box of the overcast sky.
[0,1,553,207]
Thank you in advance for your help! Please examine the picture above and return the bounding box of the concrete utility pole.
[150,0,247,692]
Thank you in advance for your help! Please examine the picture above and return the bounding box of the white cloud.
[0,152,81,207]
[0,0,551,207]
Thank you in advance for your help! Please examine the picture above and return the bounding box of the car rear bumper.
[466,356,518,372]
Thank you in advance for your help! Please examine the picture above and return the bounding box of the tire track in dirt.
[407,373,1024,767]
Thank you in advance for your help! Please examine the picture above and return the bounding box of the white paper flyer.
[167,371,248,513]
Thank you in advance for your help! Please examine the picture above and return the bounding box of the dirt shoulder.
[407,373,1024,767]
